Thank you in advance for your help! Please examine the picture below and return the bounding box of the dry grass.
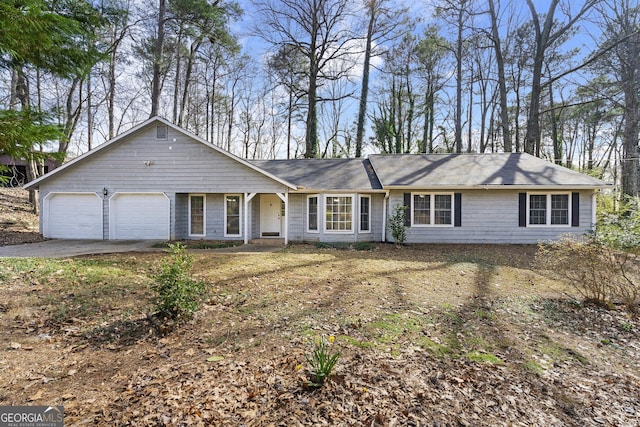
[1,244,639,425]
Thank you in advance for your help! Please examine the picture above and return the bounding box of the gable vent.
[156,125,168,140]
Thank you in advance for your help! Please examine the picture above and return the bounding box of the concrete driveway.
[0,240,160,258]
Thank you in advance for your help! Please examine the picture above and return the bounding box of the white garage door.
[45,193,103,239]
[109,193,169,240]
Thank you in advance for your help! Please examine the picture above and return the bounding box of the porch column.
[275,192,288,245]
[244,193,257,244]
[382,191,389,242]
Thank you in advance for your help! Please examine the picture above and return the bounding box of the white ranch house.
[25,117,610,244]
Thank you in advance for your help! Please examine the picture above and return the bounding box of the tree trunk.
[355,1,376,158]
[621,51,639,198]
[287,89,293,159]
[455,6,464,153]
[488,0,512,152]
[87,71,93,150]
[179,39,203,127]
[173,28,183,124]
[305,61,319,157]
[467,69,473,153]
[150,0,166,118]
[548,81,562,165]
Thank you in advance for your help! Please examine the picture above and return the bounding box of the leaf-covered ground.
[1,243,639,426]
[0,188,44,246]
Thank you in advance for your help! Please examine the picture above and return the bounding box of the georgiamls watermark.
[0,406,64,427]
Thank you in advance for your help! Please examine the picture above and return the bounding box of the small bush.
[305,336,340,385]
[387,204,408,245]
[151,243,205,321]
[315,242,350,250]
[352,241,373,251]
[536,236,639,312]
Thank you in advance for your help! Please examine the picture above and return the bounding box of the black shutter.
[571,192,580,227]
[519,192,527,227]
[403,193,411,226]
[454,193,462,227]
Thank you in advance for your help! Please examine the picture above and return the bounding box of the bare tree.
[354,0,409,157]
[523,0,597,155]
[487,0,511,152]
[253,0,358,158]
[599,0,640,199]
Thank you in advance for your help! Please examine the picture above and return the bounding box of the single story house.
[24,116,610,244]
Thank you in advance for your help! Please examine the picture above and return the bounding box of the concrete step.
[249,238,285,245]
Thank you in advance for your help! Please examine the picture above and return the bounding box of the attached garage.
[109,193,170,240]
[44,193,103,239]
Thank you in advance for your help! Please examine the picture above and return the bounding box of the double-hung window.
[412,193,453,226]
[325,195,353,232]
[528,193,570,226]
[307,195,319,232]
[225,194,241,236]
[189,194,205,236]
[360,195,370,232]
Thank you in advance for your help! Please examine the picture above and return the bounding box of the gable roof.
[24,116,297,190]
[369,153,609,189]
[250,158,383,191]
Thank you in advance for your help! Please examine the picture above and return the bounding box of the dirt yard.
[0,188,45,246]
[0,189,639,426]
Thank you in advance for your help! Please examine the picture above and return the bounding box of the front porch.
[245,192,289,244]
[174,192,289,243]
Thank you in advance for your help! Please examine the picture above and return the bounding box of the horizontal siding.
[288,194,305,241]
[388,190,596,244]
[40,126,288,194]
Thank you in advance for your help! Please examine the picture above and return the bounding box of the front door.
[260,194,282,237]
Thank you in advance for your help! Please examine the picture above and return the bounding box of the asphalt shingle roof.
[250,158,383,191]
[368,153,608,188]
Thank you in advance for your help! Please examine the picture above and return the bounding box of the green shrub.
[352,241,373,251]
[594,194,640,253]
[315,242,350,250]
[151,243,205,321]
[387,204,408,245]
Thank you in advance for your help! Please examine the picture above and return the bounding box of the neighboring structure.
[24,116,610,244]
[1,155,57,187]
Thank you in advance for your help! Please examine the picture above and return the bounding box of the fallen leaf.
[29,389,44,401]
[206,356,224,363]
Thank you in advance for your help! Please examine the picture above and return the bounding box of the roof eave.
[291,188,386,193]
[383,184,612,191]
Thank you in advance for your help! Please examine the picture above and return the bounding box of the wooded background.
[1,0,638,200]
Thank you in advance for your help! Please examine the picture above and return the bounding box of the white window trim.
[359,195,371,233]
[307,194,320,233]
[324,194,355,234]
[527,192,571,227]
[410,192,455,227]
[224,194,242,237]
[188,194,206,237]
